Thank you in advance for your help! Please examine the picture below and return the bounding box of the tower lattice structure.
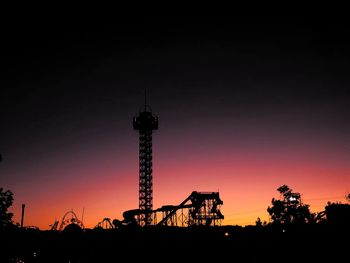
[133,106,158,226]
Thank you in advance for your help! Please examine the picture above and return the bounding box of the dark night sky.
[1,13,350,228]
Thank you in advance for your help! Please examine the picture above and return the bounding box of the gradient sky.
[1,14,350,229]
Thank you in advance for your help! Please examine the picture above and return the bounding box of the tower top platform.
[133,110,158,131]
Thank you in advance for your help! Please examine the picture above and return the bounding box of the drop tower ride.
[133,101,158,226]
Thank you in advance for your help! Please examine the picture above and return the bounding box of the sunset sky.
[1,14,349,229]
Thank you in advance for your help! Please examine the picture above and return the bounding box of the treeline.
[263,184,350,226]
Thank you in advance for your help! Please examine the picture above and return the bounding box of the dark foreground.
[1,224,348,262]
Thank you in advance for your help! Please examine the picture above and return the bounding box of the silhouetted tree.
[255,217,262,227]
[0,188,14,228]
[325,201,350,225]
[346,193,350,203]
[255,217,267,227]
[267,185,313,225]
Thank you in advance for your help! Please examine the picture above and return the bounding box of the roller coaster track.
[96,218,115,229]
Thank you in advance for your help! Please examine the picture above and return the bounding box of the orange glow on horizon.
[5,122,350,230]
[9,161,349,230]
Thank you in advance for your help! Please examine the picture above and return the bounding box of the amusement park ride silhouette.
[50,210,84,231]
[55,96,224,231]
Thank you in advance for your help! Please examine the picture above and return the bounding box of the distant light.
[282,229,286,233]
[225,232,229,237]
[33,251,37,257]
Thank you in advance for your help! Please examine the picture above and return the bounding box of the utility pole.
[21,204,25,228]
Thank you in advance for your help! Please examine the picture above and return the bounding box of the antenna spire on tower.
[144,87,148,111]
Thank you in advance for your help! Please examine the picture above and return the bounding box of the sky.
[1,14,350,229]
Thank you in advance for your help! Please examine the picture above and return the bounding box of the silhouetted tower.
[133,99,158,226]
